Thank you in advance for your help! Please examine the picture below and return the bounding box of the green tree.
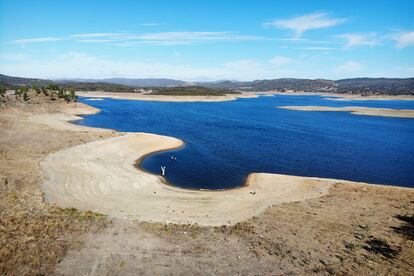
[22,91,29,101]
[58,88,64,98]
[46,83,59,91]
[20,86,28,93]
[41,86,48,96]
[63,93,69,102]
[0,86,6,97]
[68,88,77,101]
[32,85,41,94]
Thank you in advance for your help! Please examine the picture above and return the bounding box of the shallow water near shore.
[77,95,414,189]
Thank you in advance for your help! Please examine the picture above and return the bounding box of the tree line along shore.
[2,73,414,96]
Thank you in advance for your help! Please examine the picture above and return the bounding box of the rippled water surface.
[77,95,414,189]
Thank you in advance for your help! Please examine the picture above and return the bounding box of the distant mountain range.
[66,78,192,87]
[1,74,413,95]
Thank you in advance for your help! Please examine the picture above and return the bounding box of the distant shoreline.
[77,91,263,102]
[278,105,414,118]
[78,90,414,102]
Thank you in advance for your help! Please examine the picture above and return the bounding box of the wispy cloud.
[278,38,333,44]
[264,13,346,38]
[0,53,27,61]
[294,47,335,51]
[0,51,299,81]
[337,33,381,48]
[268,56,294,66]
[69,33,123,38]
[391,31,414,48]
[14,37,64,44]
[334,61,363,75]
[12,31,264,46]
[140,23,161,26]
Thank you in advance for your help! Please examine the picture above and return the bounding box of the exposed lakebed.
[77,95,414,189]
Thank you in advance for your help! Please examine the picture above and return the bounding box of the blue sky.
[0,0,413,81]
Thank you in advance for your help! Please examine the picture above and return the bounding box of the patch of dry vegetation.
[0,99,114,274]
[0,189,107,275]
[136,184,414,275]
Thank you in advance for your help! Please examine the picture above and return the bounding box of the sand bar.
[278,105,414,118]
[273,91,414,101]
[77,91,264,102]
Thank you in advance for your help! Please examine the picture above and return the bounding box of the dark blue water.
[76,95,414,189]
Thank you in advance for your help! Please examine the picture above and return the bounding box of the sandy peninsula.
[40,131,332,226]
[274,91,414,101]
[1,93,413,275]
[278,105,414,118]
[326,94,414,101]
[77,91,263,102]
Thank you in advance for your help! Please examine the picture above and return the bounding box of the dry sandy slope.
[279,105,414,118]
[40,132,332,226]
[28,102,112,132]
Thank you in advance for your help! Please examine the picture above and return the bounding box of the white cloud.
[13,37,64,44]
[12,32,263,46]
[334,61,363,75]
[391,31,414,48]
[0,51,298,81]
[126,32,263,44]
[294,47,335,51]
[268,56,294,66]
[337,33,381,48]
[140,23,161,26]
[69,33,123,38]
[264,13,346,37]
[0,53,27,61]
[77,39,117,43]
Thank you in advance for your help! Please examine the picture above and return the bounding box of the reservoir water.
[76,95,414,189]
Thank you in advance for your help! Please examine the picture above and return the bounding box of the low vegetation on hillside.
[0,83,78,106]
[203,78,414,95]
[2,73,414,95]
[0,74,135,93]
[147,86,239,96]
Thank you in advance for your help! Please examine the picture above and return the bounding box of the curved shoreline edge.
[278,105,414,118]
[77,91,265,102]
[35,101,412,226]
[78,91,414,102]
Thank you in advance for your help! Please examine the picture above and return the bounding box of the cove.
[76,95,414,189]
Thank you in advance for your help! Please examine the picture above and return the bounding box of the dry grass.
[0,95,113,274]
[0,189,107,275]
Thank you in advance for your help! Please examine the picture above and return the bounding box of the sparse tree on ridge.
[41,86,48,96]
[0,86,6,97]
[68,87,77,101]
[32,85,40,94]
[22,91,29,101]
[58,88,64,98]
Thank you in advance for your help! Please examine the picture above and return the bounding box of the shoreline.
[78,90,414,103]
[272,91,414,101]
[278,105,414,118]
[36,100,413,226]
[77,91,265,102]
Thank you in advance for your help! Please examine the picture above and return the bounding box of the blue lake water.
[76,95,414,189]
